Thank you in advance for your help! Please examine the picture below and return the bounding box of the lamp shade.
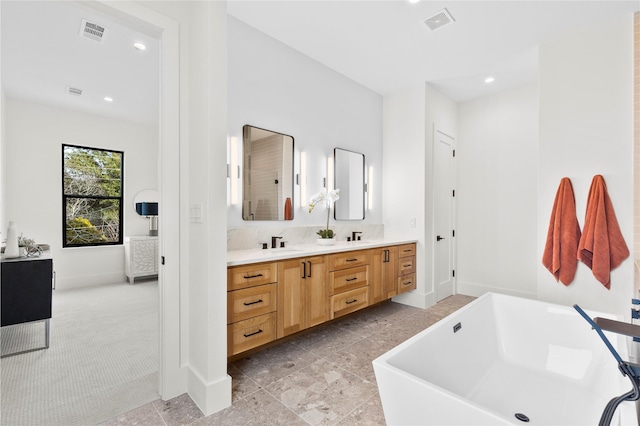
[136,202,158,216]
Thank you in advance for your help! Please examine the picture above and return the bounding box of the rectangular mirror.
[334,148,365,220]
[242,125,294,221]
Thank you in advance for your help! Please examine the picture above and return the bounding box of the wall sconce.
[326,156,334,191]
[136,202,159,236]
[300,151,307,207]
[229,136,239,205]
[367,166,374,210]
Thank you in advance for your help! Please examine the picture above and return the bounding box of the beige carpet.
[1,280,159,426]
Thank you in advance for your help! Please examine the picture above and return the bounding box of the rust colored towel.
[577,175,629,289]
[284,197,292,220]
[542,178,581,285]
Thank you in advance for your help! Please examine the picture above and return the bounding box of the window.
[62,144,124,247]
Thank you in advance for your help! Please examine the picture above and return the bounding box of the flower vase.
[5,221,20,258]
[317,238,335,246]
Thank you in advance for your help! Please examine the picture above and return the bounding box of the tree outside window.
[63,144,124,247]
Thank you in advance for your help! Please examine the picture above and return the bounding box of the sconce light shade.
[300,151,307,207]
[136,202,158,216]
[368,166,374,210]
[327,156,334,191]
[230,136,239,205]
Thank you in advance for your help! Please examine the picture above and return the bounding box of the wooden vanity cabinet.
[227,242,417,357]
[328,250,369,318]
[227,262,278,356]
[370,246,398,303]
[397,243,417,295]
[277,256,330,338]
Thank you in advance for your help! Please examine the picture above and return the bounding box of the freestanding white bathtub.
[373,293,637,425]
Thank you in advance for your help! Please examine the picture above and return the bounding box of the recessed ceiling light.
[408,0,420,3]
[104,97,114,102]
[134,42,146,51]
[484,77,495,83]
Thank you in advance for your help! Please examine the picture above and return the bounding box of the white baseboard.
[187,367,232,416]
[392,289,436,309]
[456,280,537,300]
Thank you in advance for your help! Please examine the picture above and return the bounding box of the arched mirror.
[242,125,294,221]
[334,148,365,220]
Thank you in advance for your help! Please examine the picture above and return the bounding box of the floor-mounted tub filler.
[373,293,638,425]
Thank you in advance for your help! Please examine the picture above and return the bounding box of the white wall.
[382,83,457,308]
[383,86,426,307]
[227,17,383,229]
[537,15,634,316]
[421,84,457,306]
[130,0,231,414]
[4,98,157,289]
[1,89,5,240]
[183,0,232,415]
[456,83,538,298]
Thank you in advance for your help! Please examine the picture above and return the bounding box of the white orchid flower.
[308,188,341,238]
[327,189,340,203]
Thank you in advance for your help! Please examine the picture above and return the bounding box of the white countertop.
[227,238,417,266]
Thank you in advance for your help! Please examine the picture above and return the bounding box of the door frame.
[92,0,184,399]
[433,127,456,302]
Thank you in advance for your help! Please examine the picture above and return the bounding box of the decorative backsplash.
[227,224,384,251]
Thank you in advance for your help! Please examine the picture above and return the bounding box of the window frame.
[62,144,124,248]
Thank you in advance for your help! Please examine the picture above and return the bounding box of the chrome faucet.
[352,231,363,241]
[271,236,283,248]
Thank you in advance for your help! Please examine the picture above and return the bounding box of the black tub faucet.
[271,236,283,248]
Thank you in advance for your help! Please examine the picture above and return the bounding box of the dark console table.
[1,254,53,357]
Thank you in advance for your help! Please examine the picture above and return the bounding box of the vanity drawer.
[398,273,416,294]
[228,262,277,291]
[331,287,369,319]
[398,256,416,275]
[227,312,276,356]
[227,283,277,324]
[330,265,368,295]
[328,250,369,271]
[398,243,416,258]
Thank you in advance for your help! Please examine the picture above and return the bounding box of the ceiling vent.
[423,8,455,31]
[79,19,107,43]
[66,86,83,96]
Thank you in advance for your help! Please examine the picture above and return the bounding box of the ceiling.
[1,1,159,125]
[228,0,639,101]
[2,1,638,127]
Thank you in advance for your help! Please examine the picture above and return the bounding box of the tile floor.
[104,294,476,426]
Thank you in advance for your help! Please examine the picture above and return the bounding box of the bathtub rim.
[372,292,634,425]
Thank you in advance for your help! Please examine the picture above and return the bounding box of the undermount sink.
[345,239,369,245]
[267,248,303,254]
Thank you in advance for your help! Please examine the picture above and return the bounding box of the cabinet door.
[277,259,306,338]
[371,246,398,301]
[131,239,156,274]
[227,283,277,324]
[330,266,368,295]
[329,250,369,270]
[397,273,416,295]
[332,286,369,319]
[228,262,278,291]
[384,246,399,299]
[305,256,329,328]
[369,248,385,304]
[1,258,53,326]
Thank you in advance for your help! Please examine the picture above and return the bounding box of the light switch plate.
[190,203,203,223]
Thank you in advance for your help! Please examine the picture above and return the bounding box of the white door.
[434,130,455,301]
